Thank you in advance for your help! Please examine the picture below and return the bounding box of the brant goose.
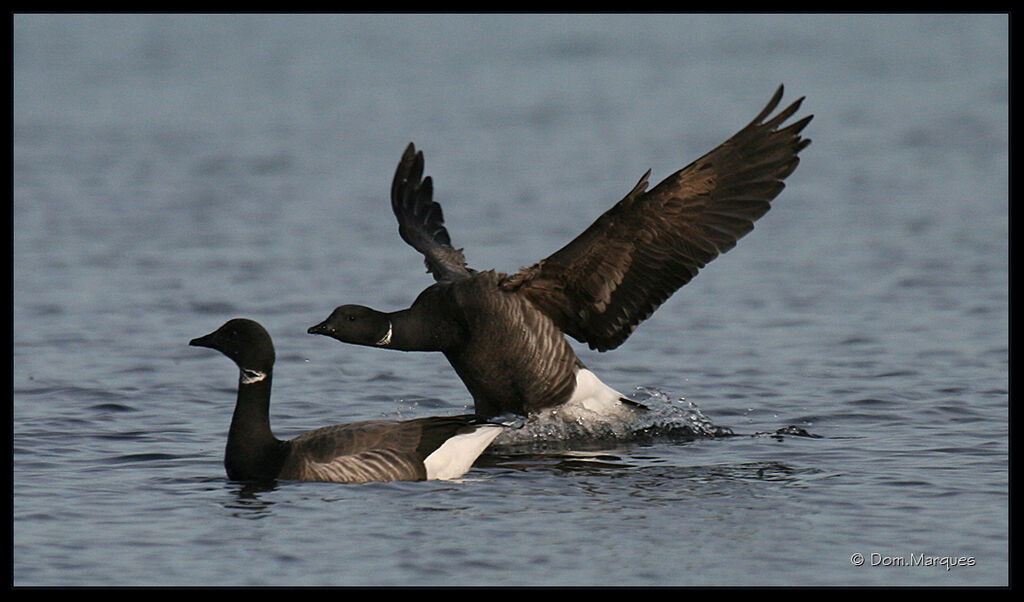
[190,318,503,483]
[309,86,812,420]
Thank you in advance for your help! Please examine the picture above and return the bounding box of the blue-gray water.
[13,14,1008,586]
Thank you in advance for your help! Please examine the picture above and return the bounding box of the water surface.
[14,14,1008,586]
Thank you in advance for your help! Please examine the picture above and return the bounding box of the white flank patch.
[560,368,633,419]
[424,425,504,480]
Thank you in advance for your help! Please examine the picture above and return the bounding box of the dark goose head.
[307,304,393,347]
[190,318,274,378]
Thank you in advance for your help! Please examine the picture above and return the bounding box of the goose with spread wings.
[309,86,812,420]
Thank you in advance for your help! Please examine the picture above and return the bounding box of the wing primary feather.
[390,143,472,281]
[511,85,813,351]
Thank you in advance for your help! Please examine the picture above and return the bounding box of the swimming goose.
[309,85,812,420]
[190,318,503,483]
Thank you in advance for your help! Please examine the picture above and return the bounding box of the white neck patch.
[375,321,393,347]
[241,369,267,384]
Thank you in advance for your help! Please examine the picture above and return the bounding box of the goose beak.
[307,321,330,336]
[189,333,217,349]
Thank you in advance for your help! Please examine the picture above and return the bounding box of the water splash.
[490,386,733,452]
[628,386,734,440]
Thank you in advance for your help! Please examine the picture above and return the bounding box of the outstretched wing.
[391,143,473,281]
[507,85,813,351]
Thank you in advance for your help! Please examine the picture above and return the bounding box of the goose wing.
[391,143,474,282]
[286,416,482,483]
[506,85,813,351]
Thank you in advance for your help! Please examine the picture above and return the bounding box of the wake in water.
[385,385,819,455]
[488,386,736,453]
[486,386,822,454]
